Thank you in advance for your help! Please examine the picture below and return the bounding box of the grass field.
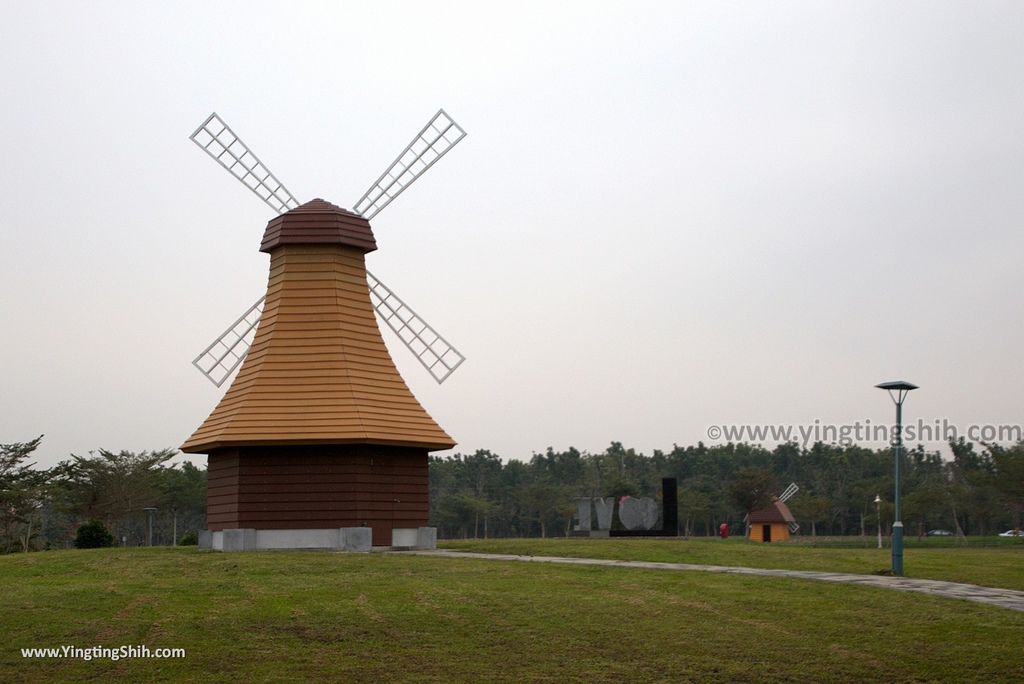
[441,536,1024,591]
[2,547,1023,682]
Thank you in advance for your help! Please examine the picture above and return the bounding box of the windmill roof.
[261,198,377,254]
[749,498,796,524]
[182,242,455,453]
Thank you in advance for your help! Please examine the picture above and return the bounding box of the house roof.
[748,498,796,524]
[260,198,377,254]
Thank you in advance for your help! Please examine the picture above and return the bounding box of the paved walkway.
[400,550,1024,612]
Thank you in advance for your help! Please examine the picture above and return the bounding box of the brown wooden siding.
[181,240,455,453]
[206,445,429,546]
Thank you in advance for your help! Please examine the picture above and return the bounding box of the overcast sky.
[2,1,1022,469]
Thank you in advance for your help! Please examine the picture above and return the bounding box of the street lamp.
[875,380,918,576]
[874,494,882,549]
[144,507,158,547]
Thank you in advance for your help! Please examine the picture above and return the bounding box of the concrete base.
[207,527,374,552]
[391,527,437,550]
[416,526,437,549]
[392,528,417,549]
[222,528,257,551]
[341,527,372,552]
[203,526,436,552]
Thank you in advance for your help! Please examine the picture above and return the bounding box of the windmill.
[180,109,468,550]
[188,110,466,387]
[746,482,799,543]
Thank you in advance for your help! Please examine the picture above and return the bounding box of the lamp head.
[875,380,918,406]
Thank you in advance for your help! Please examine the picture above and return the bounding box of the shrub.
[74,520,114,549]
[178,531,198,546]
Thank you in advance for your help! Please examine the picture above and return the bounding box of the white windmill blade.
[788,522,800,534]
[192,295,266,387]
[366,270,465,384]
[188,110,467,386]
[190,113,300,215]
[779,482,799,503]
[353,109,467,220]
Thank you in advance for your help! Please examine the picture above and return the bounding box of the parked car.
[998,529,1022,537]
[926,529,953,536]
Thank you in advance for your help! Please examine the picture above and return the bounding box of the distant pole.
[874,494,882,549]
[144,507,158,547]
[875,381,918,576]
[172,509,178,547]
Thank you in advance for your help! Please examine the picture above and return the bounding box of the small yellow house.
[747,498,796,543]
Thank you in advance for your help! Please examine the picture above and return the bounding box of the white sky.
[2,1,1022,469]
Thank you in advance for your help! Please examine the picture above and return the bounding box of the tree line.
[0,437,205,552]
[428,440,1024,540]
[2,436,1022,551]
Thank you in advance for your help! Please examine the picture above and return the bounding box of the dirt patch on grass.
[355,593,384,623]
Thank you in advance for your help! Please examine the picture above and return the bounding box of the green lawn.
[2,548,1023,682]
[440,537,1024,591]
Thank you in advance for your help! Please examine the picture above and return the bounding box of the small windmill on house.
[747,482,800,543]
[180,110,467,551]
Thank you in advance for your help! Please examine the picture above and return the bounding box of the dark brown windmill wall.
[206,444,429,547]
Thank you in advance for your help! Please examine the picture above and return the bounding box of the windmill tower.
[180,110,467,551]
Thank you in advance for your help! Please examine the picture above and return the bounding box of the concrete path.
[399,549,1024,612]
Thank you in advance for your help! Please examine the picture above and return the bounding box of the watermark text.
[704,419,1022,448]
[21,645,185,662]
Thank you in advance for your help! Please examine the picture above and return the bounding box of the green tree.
[461,450,503,537]
[74,520,113,549]
[728,466,778,537]
[156,462,207,544]
[728,467,778,514]
[948,439,999,535]
[435,493,490,539]
[59,449,176,545]
[789,494,830,537]
[0,435,50,553]
[677,489,710,538]
[903,478,948,539]
[990,442,1024,529]
[520,481,568,538]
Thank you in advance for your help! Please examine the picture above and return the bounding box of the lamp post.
[875,381,918,576]
[144,507,158,547]
[874,494,882,549]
